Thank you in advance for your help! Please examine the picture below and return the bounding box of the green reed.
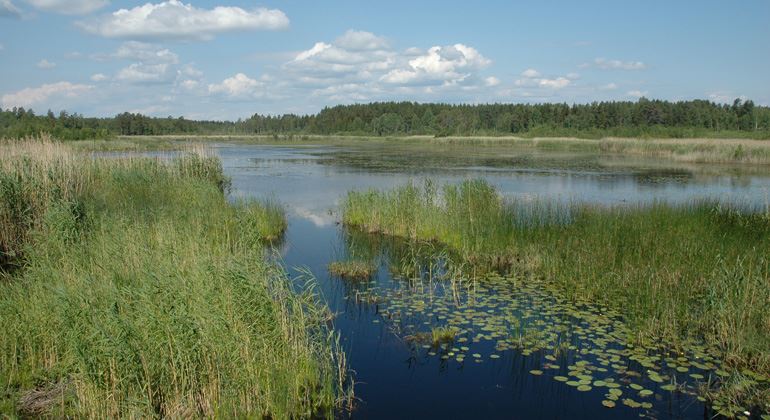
[0,140,350,417]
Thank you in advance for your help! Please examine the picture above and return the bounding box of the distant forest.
[2,98,769,140]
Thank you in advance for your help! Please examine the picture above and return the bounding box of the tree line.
[2,98,769,140]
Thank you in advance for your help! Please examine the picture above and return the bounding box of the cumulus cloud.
[515,69,572,90]
[37,59,56,69]
[99,42,183,84]
[90,73,107,81]
[116,62,173,83]
[2,81,93,108]
[289,40,395,80]
[25,0,108,15]
[208,73,265,98]
[627,90,648,98]
[281,31,498,103]
[335,29,388,51]
[380,44,490,86]
[79,0,289,41]
[593,58,646,70]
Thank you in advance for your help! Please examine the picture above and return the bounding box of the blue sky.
[1,0,768,119]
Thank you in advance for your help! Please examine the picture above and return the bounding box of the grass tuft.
[328,260,376,280]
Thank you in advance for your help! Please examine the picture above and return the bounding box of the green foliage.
[3,97,770,140]
[0,141,349,417]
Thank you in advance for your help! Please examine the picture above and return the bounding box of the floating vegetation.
[352,272,750,416]
[328,260,377,280]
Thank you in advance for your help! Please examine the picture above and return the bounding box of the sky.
[0,0,768,120]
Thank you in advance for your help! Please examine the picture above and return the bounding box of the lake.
[213,141,770,419]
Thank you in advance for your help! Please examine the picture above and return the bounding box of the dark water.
[213,143,770,419]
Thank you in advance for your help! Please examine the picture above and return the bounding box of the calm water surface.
[213,142,770,419]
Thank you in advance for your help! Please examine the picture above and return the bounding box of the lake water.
[212,142,770,419]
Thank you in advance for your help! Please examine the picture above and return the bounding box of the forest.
[1,98,769,140]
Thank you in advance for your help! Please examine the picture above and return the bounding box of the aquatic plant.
[328,260,376,280]
[341,178,770,415]
[430,326,459,345]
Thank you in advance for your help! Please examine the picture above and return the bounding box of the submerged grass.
[342,179,770,413]
[0,139,349,417]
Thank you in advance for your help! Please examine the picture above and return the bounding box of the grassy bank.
[0,140,348,417]
[342,179,770,413]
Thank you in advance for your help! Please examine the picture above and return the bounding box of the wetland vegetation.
[0,140,349,417]
[328,260,377,281]
[342,179,770,415]
[2,132,769,418]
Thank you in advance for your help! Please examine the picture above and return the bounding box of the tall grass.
[0,139,349,417]
[342,179,770,411]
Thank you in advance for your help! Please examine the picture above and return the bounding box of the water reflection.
[213,142,769,419]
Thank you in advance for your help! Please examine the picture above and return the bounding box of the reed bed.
[342,179,770,411]
[0,139,349,417]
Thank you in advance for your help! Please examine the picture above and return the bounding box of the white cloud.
[180,79,199,90]
[25,0,108,15]
[380,44,491,86]
[79,0,289,41]
[178,63,202,79]
[538,77,570,89]
[515,69,571,90]
[115,63,173,83]
[37,59,56,69]
[484,76,500,87]
[627,90,648,98]
[335,29,388,51]
[280,31,497,103]
[114,41,178,63]
[90,73,107,81]
[98,42,183,84]
[0,0,21,17]
[2,81,93,108]
[208,73,264,98]
[599,82,618,90]
[594,58,646,70]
